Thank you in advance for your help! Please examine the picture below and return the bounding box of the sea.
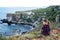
[0,7,37,37]
[0,23,32,37]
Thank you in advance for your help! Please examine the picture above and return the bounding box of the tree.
[26,18,32,23]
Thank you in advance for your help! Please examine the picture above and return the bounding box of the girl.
[41,19,50,36]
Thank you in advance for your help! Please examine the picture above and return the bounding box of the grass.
[0,22,60,40]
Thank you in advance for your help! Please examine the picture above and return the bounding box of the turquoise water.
[0,23,32,36]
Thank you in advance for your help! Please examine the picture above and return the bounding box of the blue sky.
[0,7,38,19]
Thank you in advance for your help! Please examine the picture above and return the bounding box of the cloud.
[0,0,60,7]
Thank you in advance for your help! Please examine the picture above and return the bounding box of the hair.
[43,19,47,22]
[43,19,50,27]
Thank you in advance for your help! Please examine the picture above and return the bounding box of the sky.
[0,0,60,7]
[0,0,60,19]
